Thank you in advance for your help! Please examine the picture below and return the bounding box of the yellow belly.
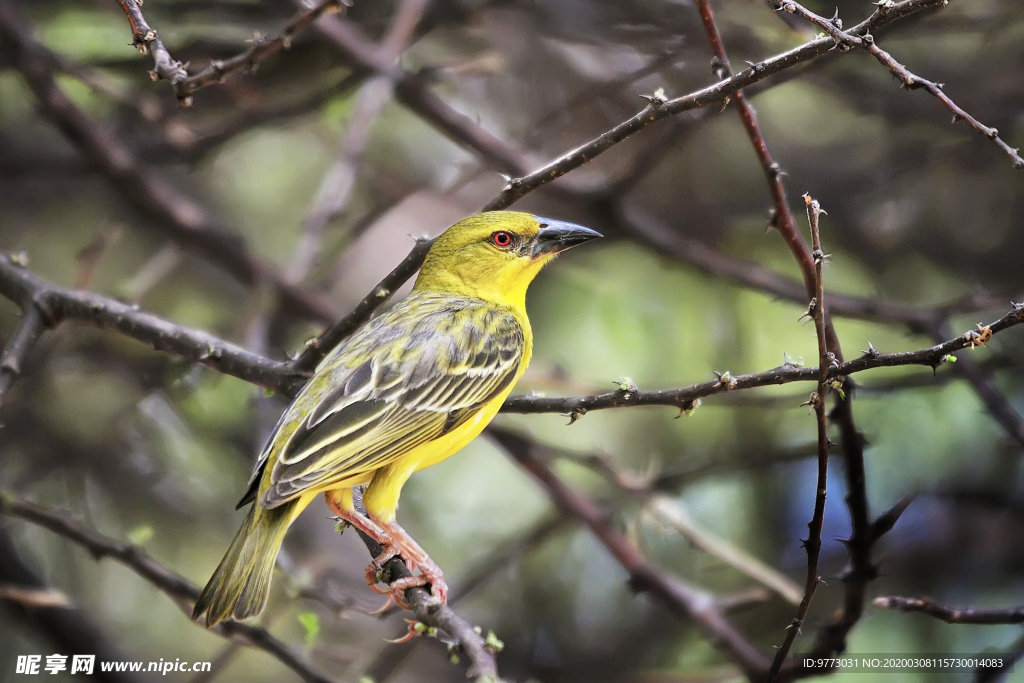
[414,391,508,471]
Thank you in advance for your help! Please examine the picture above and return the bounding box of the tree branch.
[113,0,188,90]
[289,237,434,374]
[773,0,1024,169]
[115,0,347,105]
[489,428,770,681]
[0,304,45,413]
[482,0,946,211]
[5,251,1022,417]
[873,596,1024,625]
[766,195,830,680]
[0,494,341,683]
[0,0,337,323]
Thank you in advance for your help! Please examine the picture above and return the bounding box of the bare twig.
[767,195,831,680]
[501,305,1024,415]
[178,0,347,103]
[113,0,187,89]
[483,0,946,211]
[5,251,1022,414]
[0,253,306,396]
[873,596,1024,624]
[0,494,341,683]
[116,0,347,105]
[0,305,46,413]
[289,237,434,373]
[773,0,1024,169]
[489,428,770,680]
[0,1,337,323]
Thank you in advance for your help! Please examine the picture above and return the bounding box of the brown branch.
[773,0,1024,169]
[4,253,1022,415]
[869,493,917,543]
[177,0,347,104]
[113,0,188,89]
[932,322,1024,448]
[766,195,830,680]
[350,530,503,682]
[0,0,337,324]
[489,428,770,680]
[0,494,341,683]
[0,304,45,413]
[0,253,306,397]
[115,0,347,105]
[502,305,1024,416]
[483,0,946,211]
[306,4,531,175]
[873,596,1024,625]
[289,237,435,374]
[366,514,570,683]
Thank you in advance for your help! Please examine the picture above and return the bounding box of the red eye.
[491,231,513,248]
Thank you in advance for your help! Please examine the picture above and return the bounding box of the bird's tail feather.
[192,501,295,627]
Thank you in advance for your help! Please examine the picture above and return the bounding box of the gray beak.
[530,218,603,258]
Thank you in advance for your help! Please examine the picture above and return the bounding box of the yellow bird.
[192,211,601,626]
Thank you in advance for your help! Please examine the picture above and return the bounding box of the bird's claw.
[364,560,448,610]
[384,619,426,644]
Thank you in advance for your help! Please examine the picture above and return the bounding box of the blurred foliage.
[1,0,1023,682]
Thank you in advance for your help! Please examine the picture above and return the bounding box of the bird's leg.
[374,518,449,605]
[324,491,406,600]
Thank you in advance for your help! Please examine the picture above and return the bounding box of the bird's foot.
[363,520,449,608]
[382,520,449,604]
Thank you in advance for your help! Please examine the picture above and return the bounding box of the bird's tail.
[191,500,296,627]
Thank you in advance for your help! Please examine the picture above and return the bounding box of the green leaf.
[297,611,320,649]
[127,524,154,547]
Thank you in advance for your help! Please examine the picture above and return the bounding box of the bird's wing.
[256,299,524,508]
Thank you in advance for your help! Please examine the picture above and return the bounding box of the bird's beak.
[530,219,603,258]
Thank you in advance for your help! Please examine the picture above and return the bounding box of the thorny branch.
[873,596,1024,625]
[0,305,45,412]
[280,0,949,336]
[0,495,341,683]
[766,195,831,680]
[4,252,1022,414]
[772,0,1024,169]
[115,0,348,105]
[489,428,770,681]
[0,0,338,323]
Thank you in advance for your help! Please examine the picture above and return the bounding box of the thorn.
[639,87,667,107]
[798,298,817,323]
[613,377,639,396]
[712,370,736,389]
[676,398,701,418]
[860,341,879,358]
[565,407,586,425]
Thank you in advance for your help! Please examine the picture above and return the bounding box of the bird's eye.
[491,231,514,248]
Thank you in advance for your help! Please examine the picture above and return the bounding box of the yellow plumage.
[193,211,600,626]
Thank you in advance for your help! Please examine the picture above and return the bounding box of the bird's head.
[413,211,602,307]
